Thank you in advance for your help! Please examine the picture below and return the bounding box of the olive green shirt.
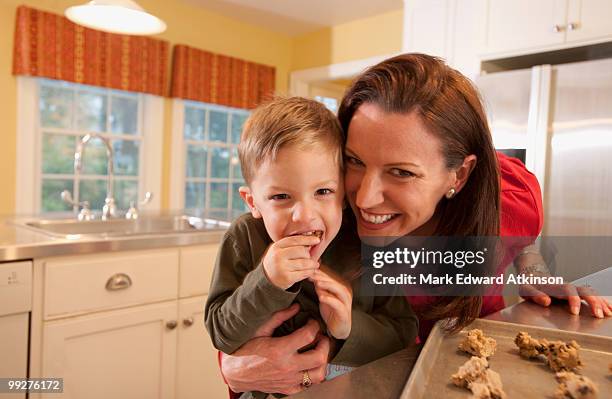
[204,213,417,397]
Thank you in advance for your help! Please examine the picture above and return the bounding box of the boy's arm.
[330,294,417,367]
[204,233,299,354]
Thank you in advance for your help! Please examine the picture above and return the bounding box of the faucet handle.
[78,201,94,221]
[125,192,153,220]
[140,191,153,205]
[61,190,95,220]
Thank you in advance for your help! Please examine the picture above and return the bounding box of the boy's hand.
[310,266,353,340]
[263,235,321,290]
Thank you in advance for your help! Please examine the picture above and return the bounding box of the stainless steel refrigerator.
[476,57,612,237]
[476,58,612,280]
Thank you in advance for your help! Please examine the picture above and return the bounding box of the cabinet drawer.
[43,249,179,319]
[179,245,218,298]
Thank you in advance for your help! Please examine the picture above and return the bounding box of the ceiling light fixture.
[65,0,166,36]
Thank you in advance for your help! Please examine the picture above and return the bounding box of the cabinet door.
[486,0,567,55]
[179,245,218,298]
[176,296,228,399]
[566,0,612,43]
[403,0,453,60]
[41,302,177,399]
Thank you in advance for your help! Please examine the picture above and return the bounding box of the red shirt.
[408,152,544,341]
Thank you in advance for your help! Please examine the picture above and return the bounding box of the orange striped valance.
[12,6,169,96]
[171,45,275,109]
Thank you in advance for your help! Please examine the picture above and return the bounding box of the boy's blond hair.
[238,97,344,185]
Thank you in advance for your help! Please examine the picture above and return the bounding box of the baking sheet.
[401,318,612,398]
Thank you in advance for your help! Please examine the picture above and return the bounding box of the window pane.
[232,183,247,212]
[231,113,247,144]
[42,179,73,212]
[184,107,205,141]
[80,136,110,175]
[210,182,228,208]
[185,182,205,209]
[209,110,228,142]
[111,95,138,135]
[186,145,207,178]
[115,180,139,210]
[113,139,139,176]
[40,84,73,129]
[42,134,75,174]
[210,147,230,178]
[230,148,242,180]
[79,179,107,210]
[76,91,107,132]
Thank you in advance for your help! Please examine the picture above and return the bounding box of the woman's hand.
[310,266,353,339]
[515,247,612,318]
[220,303,330,395]
[519,282,612,318]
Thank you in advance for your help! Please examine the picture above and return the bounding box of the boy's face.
[240,144,344,261]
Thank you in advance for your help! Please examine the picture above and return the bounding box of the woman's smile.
[358,208,401,231]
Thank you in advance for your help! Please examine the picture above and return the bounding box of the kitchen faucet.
[70,133,116,220]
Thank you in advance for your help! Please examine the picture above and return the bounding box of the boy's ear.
[238,186,262,218]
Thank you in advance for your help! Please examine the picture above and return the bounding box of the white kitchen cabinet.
[565,0,612,43]
[179,245,218,298]
[30,244,223,399]
[486,0,566,55]
[41,301,177,399]
[403,0,452,60]
[43,249,179,319]
[176,296,228,399]
[484,0,612,57]
[402,0,487,79]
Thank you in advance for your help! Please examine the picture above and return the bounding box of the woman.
[220,53,612,396]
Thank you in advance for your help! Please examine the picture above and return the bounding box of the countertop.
[291,272,612,399]
[0,212,228,262]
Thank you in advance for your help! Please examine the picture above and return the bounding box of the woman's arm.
[220,304,331,395]
[515,245,612,318]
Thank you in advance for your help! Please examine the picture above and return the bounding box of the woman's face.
[344,103,456,238]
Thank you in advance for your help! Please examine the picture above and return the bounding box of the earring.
[445,188,456,199]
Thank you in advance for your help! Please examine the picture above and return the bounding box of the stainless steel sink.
[14,215,229,239]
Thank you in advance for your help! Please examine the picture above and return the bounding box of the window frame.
[170,99,249,215]
[16,77,163,215]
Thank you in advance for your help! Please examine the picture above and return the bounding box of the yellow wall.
[291,9,403,71]
[0,0,402,215]
[0,0,293,214]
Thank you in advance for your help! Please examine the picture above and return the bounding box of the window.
[314,95,338,113]
[171,101,250,219]
[16,77,163,215]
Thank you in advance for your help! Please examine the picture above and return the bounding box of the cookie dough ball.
[554,371,598,399]
[470,369,506,399]
[546,340,582,372]
[514,331,547,359]
[452,356,490,387]
[451,356,507,399]
[459,329,497,358]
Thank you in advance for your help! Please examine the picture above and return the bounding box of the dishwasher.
[0,261,32,399]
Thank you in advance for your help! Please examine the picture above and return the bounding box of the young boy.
[204,97,417,398]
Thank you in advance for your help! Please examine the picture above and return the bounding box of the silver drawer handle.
[183,317,194,327]
[105,273,132,291]
[552,24,565,33]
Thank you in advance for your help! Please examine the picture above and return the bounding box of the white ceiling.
[185,0,404,36]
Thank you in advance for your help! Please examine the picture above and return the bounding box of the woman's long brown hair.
[338,53,501,332]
